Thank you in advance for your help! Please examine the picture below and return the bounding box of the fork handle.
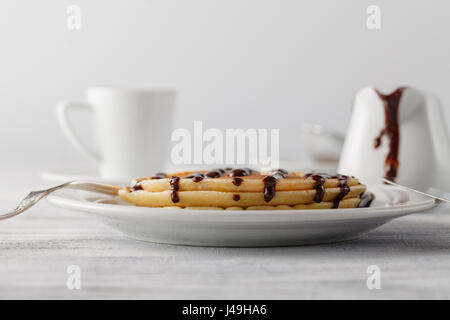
[65,181,121,195]
[0,181,121,221]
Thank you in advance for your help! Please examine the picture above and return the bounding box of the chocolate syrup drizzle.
[232,177,243,186]
[151,173,167,179]
[374,88,405,181]
[262,169,288,202]
[205,168,227,178]
[229,168,254,187]
[358,192,375,208]
[169,176,180,203]
[304,173,327,203]
[183,172,205,182]
[130,180,143,192]
[304,173,350,209]
[332,176,350,208]
[229,168,254,177]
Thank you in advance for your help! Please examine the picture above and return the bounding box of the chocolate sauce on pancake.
[130,180,143,192]
[262,169,289,202]
[358,192,375,208]
[270,169,289,176]
[232,177,243,186]
[151,173,167,179]
[262,176,277,202]
[229,168,254,187]
[229,168,254,177]
[233,194,240,201]
[374,87,405,181]
[169,176,180,203]
[304,173,327,203]
[205,169,226,178]
[332,176,350,208]
[304,173,350,207]
[183,172,205,182]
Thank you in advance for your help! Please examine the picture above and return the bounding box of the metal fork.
[0,181,121,221]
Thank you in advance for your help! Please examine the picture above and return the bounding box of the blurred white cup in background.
[57,88,176,181]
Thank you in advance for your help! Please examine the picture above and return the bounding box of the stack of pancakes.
[119,168,370,210]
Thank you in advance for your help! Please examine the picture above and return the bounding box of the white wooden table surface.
[1,165,450,300]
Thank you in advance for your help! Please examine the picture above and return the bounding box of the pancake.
[119,168,371,210]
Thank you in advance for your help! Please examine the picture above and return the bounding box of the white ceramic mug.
[57,88,176,181]
[338,86,450,190]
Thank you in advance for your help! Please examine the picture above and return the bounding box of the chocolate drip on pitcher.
[374,87,405,181]
[169,176,180,203]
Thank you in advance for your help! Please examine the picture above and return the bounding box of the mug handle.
[56,101,100,163]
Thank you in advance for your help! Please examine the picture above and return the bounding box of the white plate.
[46,185,438,247]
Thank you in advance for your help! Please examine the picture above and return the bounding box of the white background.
[1,0,449,170]
[1,1,450,300]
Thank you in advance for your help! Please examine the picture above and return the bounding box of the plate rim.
[46,184,438,221]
